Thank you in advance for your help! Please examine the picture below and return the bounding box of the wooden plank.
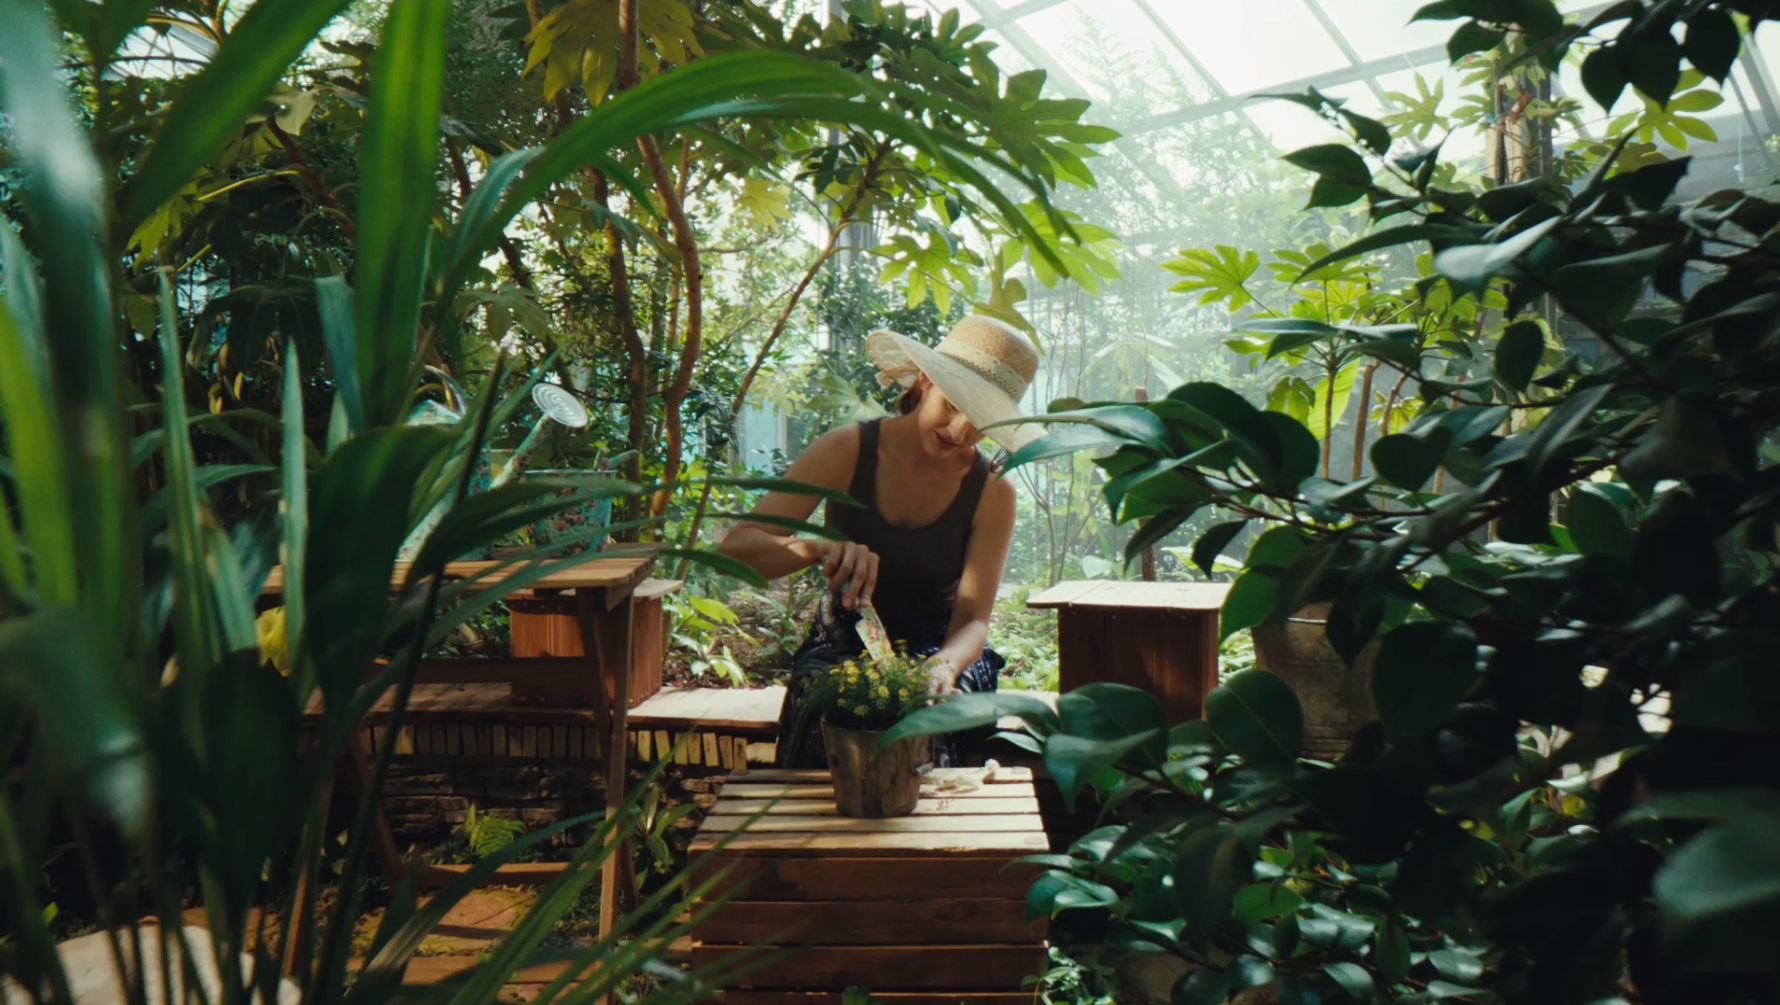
[414,726,432,756]
[628,686,786,732]
[395,727,414,755]
[694,899,1043,946]
[431,725,447,756]
[523,726,538,759]
[718,782,1037,802]
[413,656,587,685]
[413,862,571,887]
[492,725,507,757]
[261,552,657,597]
[1022,580,1106,609]
[704,732,722,766]
[690,831,1049,856]
[655,730,672,761]
[694,856,1038,902]
[1027,579,1228,611]
[697,814,1043,835]
[387,955,572,985]
[684,733,701,766]
[714,993,1032,1005]
[691,945,1045,990]
[734,767,1032,785]
[733,738,751,776]
[709,796,1040,817]
[719,736,735,770]
[570,726,583,759]
[554,725,568,758]
[446,725,463,757]
[634,578,684,600]
[634,729,651,762]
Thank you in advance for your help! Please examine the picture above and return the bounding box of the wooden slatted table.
[690,767,1049,1005]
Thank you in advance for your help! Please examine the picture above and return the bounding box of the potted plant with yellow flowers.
[805,652,933,817]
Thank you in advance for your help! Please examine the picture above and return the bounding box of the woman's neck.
[878,412,975,475]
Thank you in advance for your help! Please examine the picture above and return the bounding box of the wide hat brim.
[866,329,1040,452]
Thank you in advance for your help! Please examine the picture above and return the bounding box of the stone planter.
[1250,602,1380,761]
[821,721,929,818]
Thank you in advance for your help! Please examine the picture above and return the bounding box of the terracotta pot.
[1249,602,1380,760]
[821,721,929,818]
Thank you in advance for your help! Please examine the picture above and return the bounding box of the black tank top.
[823,419,990,631]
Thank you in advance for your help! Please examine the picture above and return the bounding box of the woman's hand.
[822,540,879,610]
[924,656,960,695]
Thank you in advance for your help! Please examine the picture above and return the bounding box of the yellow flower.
[898,688,910,699]
[878,685,890,698]
[853,704,869,717]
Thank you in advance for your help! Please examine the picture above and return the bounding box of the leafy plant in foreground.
[0,2,1069,1001]
[891,4,1780,1004]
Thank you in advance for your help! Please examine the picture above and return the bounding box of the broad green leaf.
[1205,670,1303,766]
[118,1,351,234]
[1057,683,1167,767]
[1432,216,1560,291]
[1283,144,1372,187]
[1494,320,1545,391]
[1371,431,1449,490]
[1684,8,1741,82]
[1192,521,1247,577]
[1564,483,1633,560]
[1174,824,1250,946]
[1233,882,1302,921]
[1045,730,1160,808]
[355,0,450,428]
[1371,620,1479,737]
[1323,962,1374,1001]
[879,692,1060,746]
[1220,571,1278,643]
[0,279,72,606]
[710,512,846,541]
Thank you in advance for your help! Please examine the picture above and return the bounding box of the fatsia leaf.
[1162,245,1261,312]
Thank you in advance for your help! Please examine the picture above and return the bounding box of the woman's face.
[911,376,983,459]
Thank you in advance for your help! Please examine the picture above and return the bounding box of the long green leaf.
[355,0,451,428]
[117,0,351,235]
[155,274,224,705]
[282,343,312,700]
[315,275,363,433]
[0,286,70,607]
[0,3,135,657]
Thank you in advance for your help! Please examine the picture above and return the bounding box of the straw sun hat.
[866,315,1042,451]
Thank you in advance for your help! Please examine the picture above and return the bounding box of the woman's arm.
[927,472,1017,693]
[717,427,880,606]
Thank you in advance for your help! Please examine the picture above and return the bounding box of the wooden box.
[689,767,1049,1005]
[1027,581,1230,724]
[509,579,678,707]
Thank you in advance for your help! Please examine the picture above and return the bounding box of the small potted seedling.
[806,651,932,817]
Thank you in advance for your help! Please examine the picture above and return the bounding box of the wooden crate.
[1027,581,1229,724]
[689,767,1048,1004]
[510,578,678,707]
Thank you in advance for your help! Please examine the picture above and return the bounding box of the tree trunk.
[1351,363,1377,482]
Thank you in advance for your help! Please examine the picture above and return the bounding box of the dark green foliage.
[895,6,1780,1004]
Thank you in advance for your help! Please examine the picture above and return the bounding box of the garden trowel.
[855,601,897,665]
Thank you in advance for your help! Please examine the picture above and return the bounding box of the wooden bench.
[689,767,1049,1005]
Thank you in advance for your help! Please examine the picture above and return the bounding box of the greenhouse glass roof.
[906,0,1780,238]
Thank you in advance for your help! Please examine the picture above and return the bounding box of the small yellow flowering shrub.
[802,650,929,731]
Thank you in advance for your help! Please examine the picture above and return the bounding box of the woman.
[719,315,1041,768]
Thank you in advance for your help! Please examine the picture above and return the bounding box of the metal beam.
[1299,0,1396,111]
[1124,42,1451,137]
[1132,0,1267,144]
[977,0,1063,29]
[1737,33,1780,136]
[965,0,1193,204]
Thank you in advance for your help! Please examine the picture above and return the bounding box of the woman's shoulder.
[785,423,863,488]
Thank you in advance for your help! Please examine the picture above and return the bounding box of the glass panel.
[1149,0,1350,96]
[1316,0,1454,62]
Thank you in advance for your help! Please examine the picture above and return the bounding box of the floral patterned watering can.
[397,380,594,562]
